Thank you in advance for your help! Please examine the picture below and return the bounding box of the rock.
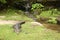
[31,22,43,26]
[13,21,25,34]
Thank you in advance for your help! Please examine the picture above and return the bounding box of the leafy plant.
[31,3,44,19]
[47,17,57,24]
[51,9,58,16]
[31,3,44,10]
[0,0,6,3]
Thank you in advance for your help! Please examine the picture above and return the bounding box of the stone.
[31,22,43,26]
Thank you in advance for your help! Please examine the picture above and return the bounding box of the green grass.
[0,15,33,21]
[0,8,60,40]
[35,9,60,19]
[40,10,58,18]
[0,8,60,21]
[0,23,60,40]
[0,9,33,21]
[39,8,60,18]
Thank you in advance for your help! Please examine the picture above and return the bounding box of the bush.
[0,0,6,3]
[31,3,44,18]
[31,3,44,11]
[47,17,57,24]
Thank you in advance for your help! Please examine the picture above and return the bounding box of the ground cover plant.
[0,9,33,21]
[0,23,60,40]
[0,2,60,40]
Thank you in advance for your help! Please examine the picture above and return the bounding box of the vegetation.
[40,9,59,17]
[0,0,60,40]
[0,0,6,3]
[0,24,60,40]
[31,3,44,10]
[0,9,33,21]
[47,17,57,24]
[31,3,60,24]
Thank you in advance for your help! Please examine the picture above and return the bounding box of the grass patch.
[40,10,58,18]
[0,9,33,21]
[0,23,60,40]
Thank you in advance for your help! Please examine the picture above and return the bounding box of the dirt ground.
[0,20,20,24]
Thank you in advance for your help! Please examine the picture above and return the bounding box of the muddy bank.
[39,20,60,33]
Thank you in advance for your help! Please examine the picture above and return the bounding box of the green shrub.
[31,3,44,10]
[47,17,57,24]
[31,3,44,18]
[0,0,6,3]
